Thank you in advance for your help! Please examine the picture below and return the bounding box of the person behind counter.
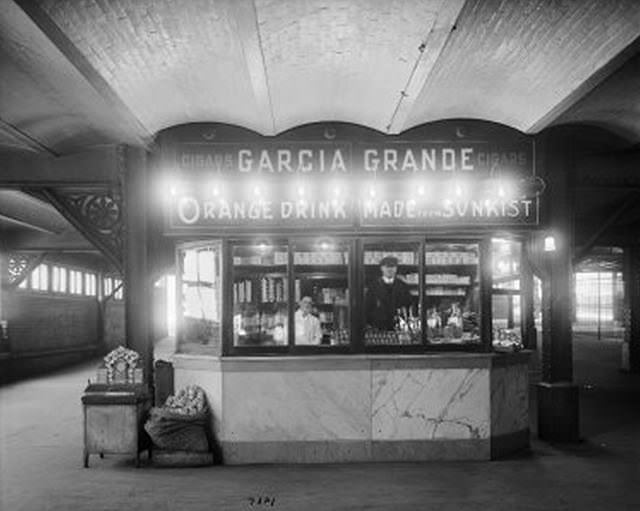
[294,296,323,345]
[365,256,412,331]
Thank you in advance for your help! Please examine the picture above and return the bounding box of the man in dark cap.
[365,255,412,331]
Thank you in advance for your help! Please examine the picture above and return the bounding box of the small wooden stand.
[82,384,151,468]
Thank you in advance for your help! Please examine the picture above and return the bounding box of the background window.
[293,240,350,346]
[114,279,123,300]
[69,270,83,295]
[232,243,288,347]
[84,273,97,296]
[31,264,48,291]
[104,277,113,296]
[52,266,67,293]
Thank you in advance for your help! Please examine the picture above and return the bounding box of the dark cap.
[379,255,399,267]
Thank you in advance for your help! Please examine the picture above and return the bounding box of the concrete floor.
[1,336,639,511]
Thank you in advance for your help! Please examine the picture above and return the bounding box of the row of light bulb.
[169,179,515,201]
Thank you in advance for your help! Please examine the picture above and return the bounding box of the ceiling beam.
[229,0,276,135]
[0,146,121,187]
[0,213,59,235]
[385,0,467,134]
[12,0,152,147]
[527,34,640,134]
[0,119,58,156]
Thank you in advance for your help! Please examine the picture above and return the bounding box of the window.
[177,243,222,354]
[424,242,481,345]
[233,242,289,347]
[69,270,83,295]
[491,238,522,345]
[18,278,27,289]
[293,240,350,347]
[363,241,420,345]
[52,266,67,293]
[104,277,113,297]
[31,264,48,291]
[174,236,502,355]
[113,279,123,300]
[84,273,97,296]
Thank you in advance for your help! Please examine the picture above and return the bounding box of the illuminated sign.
[161,127,538,230]
[175,141,531,177]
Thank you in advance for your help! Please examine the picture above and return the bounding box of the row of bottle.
[233,277,288,303]
[425,251,478,265]
[233,251,288,266]
[363,251,416,265]
[402,273,471,285]
[294,251,348,265]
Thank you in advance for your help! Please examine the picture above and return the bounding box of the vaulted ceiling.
[2,0,640,254]
[1,0,640,156]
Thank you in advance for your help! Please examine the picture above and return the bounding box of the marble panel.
[222,440,371,464]
[222,370,370,442]
[371,368,490,441]
[490,364,529,436]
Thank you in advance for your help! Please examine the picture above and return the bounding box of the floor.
[1,335,639,511]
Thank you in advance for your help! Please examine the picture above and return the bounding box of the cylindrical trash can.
[154,359,174,406]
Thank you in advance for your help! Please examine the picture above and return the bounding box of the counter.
[171,350,530,463]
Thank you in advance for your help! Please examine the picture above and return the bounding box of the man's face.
[299,297,313,314]
[381,264,397,279]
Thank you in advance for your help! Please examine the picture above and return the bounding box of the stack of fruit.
[164,385,207,416]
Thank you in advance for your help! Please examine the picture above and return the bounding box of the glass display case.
[362,241,421,345]
[177,242,222,355]
[293,240,350,346]
[424,242,481,345]
[232,243,289,346]
[491,238,523,349]
[173,235,532,355]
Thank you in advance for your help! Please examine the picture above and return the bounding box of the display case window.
[491,238,522,346]
[424,242,481,345]
[232,243,289,346]
[173,235,512,355]
[177,242,222,354]
[363,241,421,345]
[293,240,350,346]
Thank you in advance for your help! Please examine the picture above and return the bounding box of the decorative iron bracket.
[2,252,45,288]
[42,187,124,272]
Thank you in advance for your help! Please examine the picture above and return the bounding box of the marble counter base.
[172,352,530,463]
[222,439,489,464]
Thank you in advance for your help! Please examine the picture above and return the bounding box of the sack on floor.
[144,385,211,452]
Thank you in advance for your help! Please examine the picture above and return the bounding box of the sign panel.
[175,140,532,178]
[163,130,538,230]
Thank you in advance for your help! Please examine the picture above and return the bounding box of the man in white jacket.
[294,296,322,345]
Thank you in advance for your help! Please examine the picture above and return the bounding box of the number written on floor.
[248,496,276,507]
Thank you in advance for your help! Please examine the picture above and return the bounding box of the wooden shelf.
[295,272,348,280]
[424,263,478,267]
[235,301,288,306]
[425,282,472,286]
[365,264,418,268]
[294,265,347,270]
[234,264,287,271]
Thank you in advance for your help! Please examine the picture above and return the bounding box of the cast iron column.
[536,131,580,442]
[623,247,640,373]
[123,146,153,386]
